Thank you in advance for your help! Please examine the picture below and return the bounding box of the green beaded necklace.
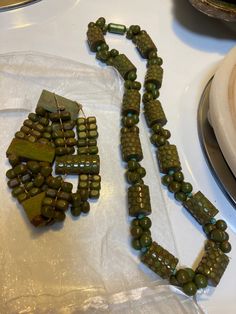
[87,17,231,297]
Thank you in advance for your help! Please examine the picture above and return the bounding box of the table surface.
[0,0,236,313]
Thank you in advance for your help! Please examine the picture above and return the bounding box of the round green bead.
[194,274,208,289]
[181,182,193,194]
[131,25,141,35]
[96,17,106,28]
[216,219,227,231]
[210,229,226,242]
[128,160,139,171]
[131,226,143,239]
[185,268,195,280]
[132,81,141,90]
[176,269,191,285]
[152,125,162,135]
[161,174,174,186]
[139,217,152,230]
[140,234,152,248]
[145,83,156,92]
[127,71,137,81]
[137,167,146,178]
[132,239,142,250]
[220,241,231,253]
[182,282,197,296]
[156,135,166,147]
[142,92,153,103]
[203,223,216,235]
[123,116,135,127]
[168,181,181,193]
[110,49,119,57]
[174,191,187,202]
[152,89,159,99]
[126,171,140,184]
[126,29,133,39]
[124,80,133,89]
[148,51,158,59]
[174,171,184,182]
[131,218,140,227]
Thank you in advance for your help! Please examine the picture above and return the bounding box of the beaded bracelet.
[6,90,101,226]
[86,17,231,296]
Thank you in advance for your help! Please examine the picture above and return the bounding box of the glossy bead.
[131,226,143,239]
[110,49,119,57]
[174,171,184,182]
[220,241,231,253]
[174,191,187,202]
[216,219,227,231]
[137,167,146,178]
[127,71,137,81]
[182,282,197,296]
[132,238,142,250]
[181,182,193,194]
[194,274,208,289]
[142,92,153,103]
[132,81,142,90]
[185,268,195,280]
[203,223,216,235]
[168,181,181,193]
[152,123,162,134]
[139,217,152,230]
[161,174,173,186]
[148,51,158,59]
[128,160,139,171]
[140,234,152,248]
[176,269,191,285]
[54,211,66,222]
[96,17,106,28]
[56,199,69,211]
[131,218,140,227]
[210,229,225,242]
[126,171,140,184]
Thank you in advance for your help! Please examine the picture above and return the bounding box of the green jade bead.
[182,282,197,296]
[108,23,126,35]
[139,217,152,230]
[176,269,191,285]
[131,226,143,239]
[194,274,208,289]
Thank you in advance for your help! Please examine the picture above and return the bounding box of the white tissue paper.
[0,52,203,313]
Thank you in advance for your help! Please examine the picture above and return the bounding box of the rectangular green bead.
[37,90,80,120]
[196,244,229,286]
[157,144,181,174]
[7,138,55,163]
[183,191,219,225]
[141,242,178,279]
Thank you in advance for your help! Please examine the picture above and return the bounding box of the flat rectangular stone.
[37,90,80,120]
[7,138,55,162]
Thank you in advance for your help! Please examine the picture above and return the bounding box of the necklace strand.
[87,17,231,297]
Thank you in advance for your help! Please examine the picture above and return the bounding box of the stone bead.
[55,155,100,175]
[144,100,167,127]
[87,25,106,52]
[135,32,157,58]
[183,191,219,225]
[122,89,141,115]
[141,242,178,279]
[128,184,152,217]
[121,128,143,162]
[196,244,229,286]
[108,23,126,35]
[113,54,137,79]
[145,65,163,89]
[157,144,181,174]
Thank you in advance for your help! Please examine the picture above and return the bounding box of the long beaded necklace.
[87,17,231,297]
